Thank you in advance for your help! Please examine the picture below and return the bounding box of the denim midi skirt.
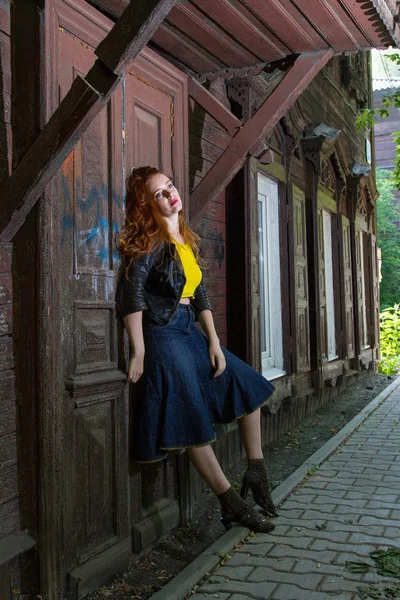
[132,304,275,463]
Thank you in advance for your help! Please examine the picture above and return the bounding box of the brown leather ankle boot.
[241,459,279,517]
[218,486,275,533]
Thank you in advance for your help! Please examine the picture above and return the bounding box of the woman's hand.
[197,310,226,378]
[127,352,144,383]
[209,340,226,378]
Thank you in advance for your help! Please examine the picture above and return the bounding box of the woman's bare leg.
[186,445,230,495]
[238,408,278,516]
[238,408,263,459]
[186,441,276,533]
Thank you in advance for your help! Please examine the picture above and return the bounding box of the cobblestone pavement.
[190,385,400,600]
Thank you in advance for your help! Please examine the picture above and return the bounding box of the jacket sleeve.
[115,252,154,318]
[192,278,212,319]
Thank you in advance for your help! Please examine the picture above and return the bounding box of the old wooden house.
[0,0,399,598]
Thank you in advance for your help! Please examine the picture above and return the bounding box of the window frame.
[322,209,338,361]
[257,173,285,381]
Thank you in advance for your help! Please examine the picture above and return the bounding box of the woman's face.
[146,173,182,219]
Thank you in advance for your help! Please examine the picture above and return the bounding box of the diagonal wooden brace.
[0,0,178,243]
[0,64,116,243]
[188,77,242,136]
[189,49,333,227]
[96,0,177,75]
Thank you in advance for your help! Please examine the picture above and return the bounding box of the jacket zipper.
[166,244,186,323]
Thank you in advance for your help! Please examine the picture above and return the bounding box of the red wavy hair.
[119,166,202,268]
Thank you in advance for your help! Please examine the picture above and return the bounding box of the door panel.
[125,52,187,210]
[126,72,172,173]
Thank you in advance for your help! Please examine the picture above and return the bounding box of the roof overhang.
[89,0,400,78]
[2,0,397,241]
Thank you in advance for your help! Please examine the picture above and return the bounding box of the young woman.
[116,166,278,533]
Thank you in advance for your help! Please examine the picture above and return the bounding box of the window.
[322,210,337,361]
[257,174,284,380]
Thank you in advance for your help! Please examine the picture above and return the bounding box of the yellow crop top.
[174,242,202,298]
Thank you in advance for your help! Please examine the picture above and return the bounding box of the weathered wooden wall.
[189,80,230,347]
[0,2,39,596]
[374,87,400,170]
[301,55,371,165]
[0,0,381,591]
[0,0,10,188]
[0,2,21,593]
[0,244,19,591]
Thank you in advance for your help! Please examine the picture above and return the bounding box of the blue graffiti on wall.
[60,175,122,266]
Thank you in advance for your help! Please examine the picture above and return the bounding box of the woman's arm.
[192,279,212,319]
[197,309,226,378]
[116,249,156,318]
[116,250,156,382]
[197,309,219,343]
[123,311,145,383]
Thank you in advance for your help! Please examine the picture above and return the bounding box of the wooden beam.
[0,65,117,243]
[96,0,177,75]
[188,77,242,136]
[0,0,177,243]
[189,49,333,226]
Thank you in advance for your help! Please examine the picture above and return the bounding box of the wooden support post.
[9,2,43,594]
[189,49,333,226]
[0,0,178,243]
[0,69,116,243]
[96,0,177,75]
[283,135,297,376]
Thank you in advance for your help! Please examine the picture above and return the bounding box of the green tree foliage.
[356,53,400,189]
[357,53,400,374]
[376,169,400,309]
[379,304,400,374]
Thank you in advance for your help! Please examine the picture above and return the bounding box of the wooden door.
[292,186,310,372]
[56,10,129,590]
[52,0,188,595]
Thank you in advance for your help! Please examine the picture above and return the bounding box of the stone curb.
[149,375,400,600]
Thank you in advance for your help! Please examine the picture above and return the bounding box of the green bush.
[379,304,400,375]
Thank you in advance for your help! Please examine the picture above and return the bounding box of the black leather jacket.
[116,242,212,324]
